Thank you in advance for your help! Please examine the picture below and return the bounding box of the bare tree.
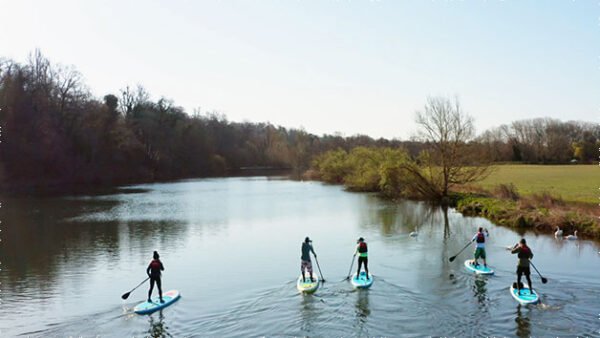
[406,96,491,201]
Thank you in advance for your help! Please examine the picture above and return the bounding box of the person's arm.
[529,251,534,260]
[510,246,520,254]
[354,244,359,255]
[146,263,152,276]
[160,261,165,271]
[471,234,477,242]
[310,245,316,258]
[485,229,489,237]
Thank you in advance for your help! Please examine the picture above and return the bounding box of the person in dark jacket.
[355,237,369,279]
[511,238,534,294]
[301,237,317,282]
[146,251,165,303]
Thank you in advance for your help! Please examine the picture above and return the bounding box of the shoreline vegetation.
[1,51,598,239]
[305,154,599,240]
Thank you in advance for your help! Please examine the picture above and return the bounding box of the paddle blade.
[121,292,131,300]
[541,277,548,284]
[449,256,457,262]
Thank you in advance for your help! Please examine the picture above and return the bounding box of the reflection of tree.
[0,196,188,292]
[147,310,173,338]
[442,205,450,240]
[354,290,370,335]
[471,277,488,306]
[515,305,531,338]
[358,196,437,237]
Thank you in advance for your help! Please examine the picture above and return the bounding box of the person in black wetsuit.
[147,251,165,303]
[355,237,369,279]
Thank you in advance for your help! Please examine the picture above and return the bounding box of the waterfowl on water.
[409,227,418,237]
[565,230,578,240]
[554,227,563,237]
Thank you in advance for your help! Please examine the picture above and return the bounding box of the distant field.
[474,164,598,204]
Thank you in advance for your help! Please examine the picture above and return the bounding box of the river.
[1,177,599,337]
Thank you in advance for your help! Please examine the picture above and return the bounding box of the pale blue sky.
[0,0,597,139]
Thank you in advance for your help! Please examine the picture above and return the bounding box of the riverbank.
[454,187,599,239]
[305,162,600,240]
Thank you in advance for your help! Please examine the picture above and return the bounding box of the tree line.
[0,51,596,195]
[0,51,406,193]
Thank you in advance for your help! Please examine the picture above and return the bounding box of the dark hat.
[357,237,365,243]
[520,238,527,244]
[305,237,312,243]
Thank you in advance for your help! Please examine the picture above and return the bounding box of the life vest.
[358,242,368,253]
[518,245,531,259]
[476,232,485,243]
[149,259,161,272]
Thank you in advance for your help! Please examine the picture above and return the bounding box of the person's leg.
[301,261,306,282]
[525,268,533,294]
[157,277,163,302]
[482,249,487,267]
[357,257,364,276]
[308,261,314,282]
[364,258,369,279]
[516,268,523,294]
[473,249,478,265]
[148,278,155,302]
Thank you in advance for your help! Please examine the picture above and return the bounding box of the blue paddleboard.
[464,260,494,275]
[510,283,539,304]
[134,290,180,314]
[351,271,373,289]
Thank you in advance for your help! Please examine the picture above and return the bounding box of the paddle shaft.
[449,240,474,262]
[346,255,356,279]
[529,261,548,283]
[314,256,325,282]
[122,276,150,299]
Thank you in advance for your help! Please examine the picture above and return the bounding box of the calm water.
[1,177,599,337]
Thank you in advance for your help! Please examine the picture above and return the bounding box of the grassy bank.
[472,164,597,204]
[457,164,599,239]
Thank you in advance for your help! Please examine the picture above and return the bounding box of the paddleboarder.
[147,251,165,303]
[355,237,369,280]
[511,238,534,295]
[301,237,317,283]
[470,227,489,267]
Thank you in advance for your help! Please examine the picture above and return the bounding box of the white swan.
[554,227,563,237]
[409,227,418,237]
[565,230,578,240]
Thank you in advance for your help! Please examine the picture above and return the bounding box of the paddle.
[121,276,150,300]
[449,240,474,262]
[529,261,548,284]
[314,256,326,283]
[344,254,356,280]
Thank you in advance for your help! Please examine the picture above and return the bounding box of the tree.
[406,96,491,201]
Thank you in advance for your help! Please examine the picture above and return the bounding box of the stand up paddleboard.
[464,260,494,275]
[297,274,320,294]
[134,290,181,314]
[351,271,373,289]
[510,283,539,304]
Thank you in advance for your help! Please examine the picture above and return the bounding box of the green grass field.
[474,164,598,204]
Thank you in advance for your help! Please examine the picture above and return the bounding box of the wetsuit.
[511,245,534,293]
[146,259,165,301]
[356,242,369,278]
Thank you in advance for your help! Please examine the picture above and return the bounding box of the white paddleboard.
[134,290,181,314]
[510,283,539,305]
[351,271,373,289]
[297,274,320,293]
[464,260,494,275]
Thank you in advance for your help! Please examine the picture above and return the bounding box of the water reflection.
[359,196,438,237]
[354,290,370,335]
[147,311,173,338]
[514,305,531,338]
[471,277,489,306]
